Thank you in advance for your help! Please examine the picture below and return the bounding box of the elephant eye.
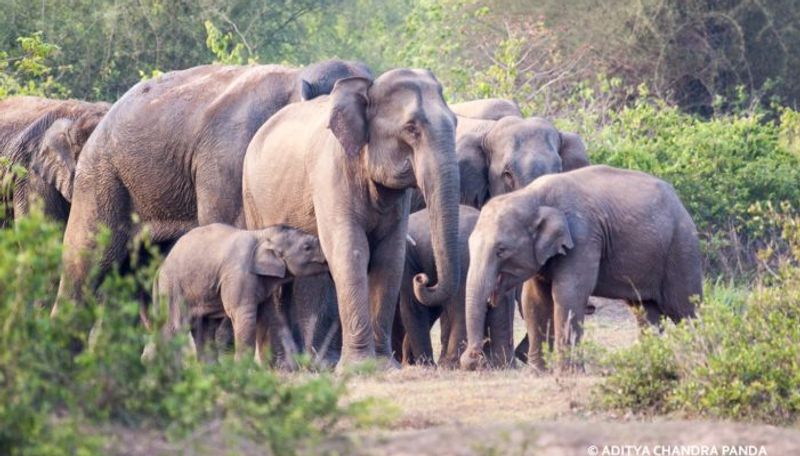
[402,123,420,138]
[496,246,507,257]
[502,170,514,188]
[303,243,312,252]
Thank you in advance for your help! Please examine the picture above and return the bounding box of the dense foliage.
[0,210,373,454]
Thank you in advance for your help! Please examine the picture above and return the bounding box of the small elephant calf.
[394,205,516,368]
[142,223,328,364]
[461,165,703,370]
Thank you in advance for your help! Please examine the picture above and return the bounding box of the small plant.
[0,207,379,454]
[596,256,800,423]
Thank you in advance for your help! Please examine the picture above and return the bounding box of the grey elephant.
[0,96,109,224]
[449,98,522,120]
[243,70,461,367]
[394,205,515,368]
[411,116,589,211]
[142,223,327,364]
[55,60,370,309]
[460,165,703,371]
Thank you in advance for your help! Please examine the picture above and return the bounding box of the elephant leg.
[551,258,598,372]
[391,302,405,363]
[367,223,408,360]
[56,167,132,311]
[485,291,515,368]
[194,316,219,363]
[221,281,259,362]
[628,299,663,331]
[521,279,553,371]
[317,222,373,365]
[256,293,297,369]
[215,317,234,355]
[289,274,342,366]
[399,292,435,366]
[439,289,465,369]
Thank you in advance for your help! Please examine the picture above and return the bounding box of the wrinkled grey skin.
[410,116,588,212]
[449,98,522,120]
[461,166,703,371]
[141,223,327,364]
[243,70,461,367]
[55,60,370,310]
[0,96,109,225]
[394,205,514,368]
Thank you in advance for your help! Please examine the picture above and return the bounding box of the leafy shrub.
[0,32,69,99]
[563,98,800,277]
[0,209,376,455]
[597,259,800,423]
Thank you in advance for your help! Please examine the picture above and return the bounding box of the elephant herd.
[0,58,703,372]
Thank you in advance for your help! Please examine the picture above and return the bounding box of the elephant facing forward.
[461,165,702,371]
[142,223,327,365]
[395,205,515,368]
[243,70,461,367]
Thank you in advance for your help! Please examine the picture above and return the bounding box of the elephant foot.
[459,346,485,371]
[336,347,401,374]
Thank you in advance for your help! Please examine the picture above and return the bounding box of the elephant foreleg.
[521,278,554,372]
[485,290,515,368]
[550,258,598,372]
[367,222,408,361]
[318,222,373,365]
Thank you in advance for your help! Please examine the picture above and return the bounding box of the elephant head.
[461,199,574,370]
[31,114,95,202]
[457,117,589,206]
[298,59,373,101]
[327,69,461,306]
[256,225,328,277]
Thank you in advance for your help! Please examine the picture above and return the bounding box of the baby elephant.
[143,223,328,364]
[395,205,515,368]
[461,165,702,371]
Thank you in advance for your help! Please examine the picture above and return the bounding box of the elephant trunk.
[412,136,460,307]
[460,251,496,370]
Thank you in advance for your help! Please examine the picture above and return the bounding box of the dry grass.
[346,298,639,430]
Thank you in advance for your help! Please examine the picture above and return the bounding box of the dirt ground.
[331,299,800,454]
[104,299,800,455]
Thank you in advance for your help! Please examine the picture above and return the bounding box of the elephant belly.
[593,260,662,302]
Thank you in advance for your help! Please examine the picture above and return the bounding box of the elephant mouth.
[490,271,525,307]
[490,273,511,306]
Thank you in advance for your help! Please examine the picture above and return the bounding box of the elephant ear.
[456,132,490,208]
[252,244,286,278]
[531,206,574,266]
[34,119,76,201]
[559,132,590,172]
[328,77,371,158]
[300,79,315,100]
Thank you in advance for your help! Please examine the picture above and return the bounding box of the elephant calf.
[461,165,703,371]
[142,223,328,364]
[395,205,515,368]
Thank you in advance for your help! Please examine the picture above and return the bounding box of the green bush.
[560,98,800,277]
[596,266,800,423]
[0,209,375,455]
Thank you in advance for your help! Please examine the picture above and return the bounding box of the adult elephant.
[449,98,522,120]
[243,70,461,366]
[0,96,109,224]
[55,60,371,306]
[411,116,588,211]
